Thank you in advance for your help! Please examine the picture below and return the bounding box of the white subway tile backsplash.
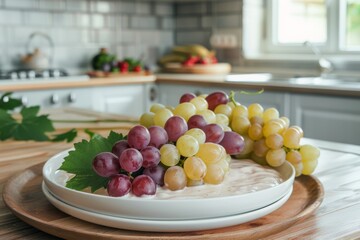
[118,29,137,44]
[39,0,65,11]
[0,10,22,25]
[76,13,90,27]
[138,30,160,46]
[136,2,152,15]
[97,29,116,44]
[201,16,212,28]
[161,17,175,29]
[176,17,200,29]
[0,26,6,44]
[120,15,128,29]
[176,30,212,46]
[215,14,241,28]
[4,0,38,9]
[214,0,242,13]
[91,14,105,29]
[176,3,208,15]
[90,1,113,13]
[53,13,75,27]
[155,3,173,16]
[24,12,52,26]
[118,1,135,14]
[66,0,87,12]
[131,16,157,29]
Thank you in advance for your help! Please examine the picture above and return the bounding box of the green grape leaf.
[51,128,78,142]
[0,92,23,110]
[0,106,54,141]
[59,131,125,192]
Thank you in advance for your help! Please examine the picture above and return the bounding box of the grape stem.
[229,89,265,106]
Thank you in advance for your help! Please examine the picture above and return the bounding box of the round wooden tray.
[2,163,324,240]
[162,63,231,74]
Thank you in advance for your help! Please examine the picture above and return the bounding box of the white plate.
[42,182,293,232]
[43,149,295,220]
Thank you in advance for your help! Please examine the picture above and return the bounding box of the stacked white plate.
[42,149,295,232]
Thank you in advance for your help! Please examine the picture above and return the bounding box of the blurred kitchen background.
[0,0,358,75]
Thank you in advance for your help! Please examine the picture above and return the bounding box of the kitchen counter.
[0,74,156,92]
[1,108,360,239]
[156,73,360,97]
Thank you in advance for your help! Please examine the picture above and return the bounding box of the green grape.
[150,103,165,113]
[299,144,320,162]
[190,96,208,112]
[160,144,180,166]
[195,142,225,165]
[185,128,206,144]
[153,108,173,127]
[231,115,250,135]
[302,158,318,175]
[224,154,232,164]
[248,123,263,141]
[266,148,286,167]
[263,120,284,137]
[291,161,304,177]
[214,104,233,118]
[263,107,279,123]
[183,156,207,180]
[265,133,284,149]
[203,164,225,184]
[173,102,197,121]
[187,178,204,187]
[139,112,155,128]
[292,125,304,137]
[253,138,269,157]
[215,113,229,127]
[217,158,230,173]
[164,166,187,191]
[197,109,216,124]
[286,150,302,165]
[232,105,248,118]
[280,116,290,129]
[227,101,239,109]
[250,116,264,126]
[176,135,199,157]
[248,103,264,119]
[283,127,301,149]
[251,152,268,165]
[239,135,254,155]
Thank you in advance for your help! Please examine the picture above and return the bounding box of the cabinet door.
[92,85,146,118]
[290,94,360,145]
[8,88,93,109]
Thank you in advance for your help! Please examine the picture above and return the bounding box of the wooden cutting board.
[3,162,324,240]
[162,63,231,74]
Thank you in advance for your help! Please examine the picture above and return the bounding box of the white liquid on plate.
[54,159,283,200]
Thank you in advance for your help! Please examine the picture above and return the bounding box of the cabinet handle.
[50,94,59,104]
[68,93,77,103]
[150,86,157,101]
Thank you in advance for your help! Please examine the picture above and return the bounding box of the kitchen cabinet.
[2,82,158,118]
[290,94,360,145]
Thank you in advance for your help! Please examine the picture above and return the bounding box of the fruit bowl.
[43,148,295,221]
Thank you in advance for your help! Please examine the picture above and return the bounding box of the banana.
[172,45,210,57]
[158,54,187,65]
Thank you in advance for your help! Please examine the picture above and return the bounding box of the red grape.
[107,174,131,197]
[179,93,196,103]
[111,140,130,158]
[141,146,161,168]
[92,152,120,177]
[148,126,168,149]
[164,116,188,142]
[119,148,143,172]
[202,123,225,143]
[205,91,229,110]
[127,125,150,150]
[187,114,207,129]
[132,175,157,197]
[219,131,245,155]
[143,165,166,186]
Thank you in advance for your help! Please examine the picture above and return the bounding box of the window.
[265,0,360,54]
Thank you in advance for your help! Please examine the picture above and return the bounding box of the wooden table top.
[1,108,360,239]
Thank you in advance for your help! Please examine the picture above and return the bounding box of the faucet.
[304,41,333,77]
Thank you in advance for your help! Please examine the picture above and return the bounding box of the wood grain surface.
[2,163,323,240]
